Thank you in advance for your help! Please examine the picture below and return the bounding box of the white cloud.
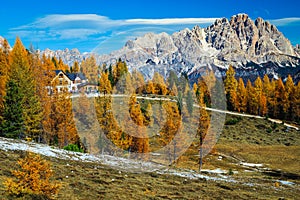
[268,17,300,26]
[10,14,219,41]
[124,18,217,25]
[12,14,117,29]
[7,14,222,52]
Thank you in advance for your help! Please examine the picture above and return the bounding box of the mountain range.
[96,13,300,83]
[1,13,300,83]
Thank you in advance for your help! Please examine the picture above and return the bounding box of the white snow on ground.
[201,168,228,174]
[0,137,162,173]
[240,162,264,168]
[277,180,295,186]
[0,137,298,188]
[158,169,237,183]
[0,137,235,183]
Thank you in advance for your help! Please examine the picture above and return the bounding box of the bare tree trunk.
[199,146,203,173]
[199,134,203,173]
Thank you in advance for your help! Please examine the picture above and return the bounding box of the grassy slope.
[0,114,299,199]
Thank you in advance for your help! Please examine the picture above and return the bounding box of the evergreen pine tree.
[0,80,24,138]
[9,37,43,140]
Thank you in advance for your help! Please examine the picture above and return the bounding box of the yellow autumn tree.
[132,69,145,94]
[263,75,274,117]
[224,65,237,111]
[39,54,56,144]
[152,72,167,95]
[159,101,182,163]
[99,71,112,95]
[292,82,300,121]
[236,78,247,112]
[197,78,210,106]
[54,90,80,148]
[246,79,255,114]
[114,72,134,94]
[4,152,61,199]
[197,100,210,172]
[285,75,295,119]
[72,60,80,73]
[129,95,149,159]
[0,39,10,115]
[113,59,128,85]
[81,55,98,83]
[253,77,267,115]
[274,78,288,119]
[145,80,155,94]
[95,95,132,153]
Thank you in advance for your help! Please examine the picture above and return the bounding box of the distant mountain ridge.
[2,14,300,82]
[97,13,300,82]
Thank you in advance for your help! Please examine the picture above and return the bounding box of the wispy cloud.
[11,14,216,39]
[268,17,300,26]
[124,18,217,25]
[9,14,219,52]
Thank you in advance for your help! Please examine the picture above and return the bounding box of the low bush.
[63,144,84,153]
[225,117,242,125]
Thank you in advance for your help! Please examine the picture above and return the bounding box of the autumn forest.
[0,37,299,154]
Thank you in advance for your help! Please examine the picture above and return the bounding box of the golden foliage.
[99,72,112,95]
[4,152,61,198]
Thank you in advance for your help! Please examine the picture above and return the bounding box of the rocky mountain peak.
[255,17,279,35]
[230,13,250,24]
[28,13,299,83]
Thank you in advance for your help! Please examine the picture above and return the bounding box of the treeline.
[95,61,200,162]
[0,37,80,148]
[2,37,297,165]
[223,66,300,122]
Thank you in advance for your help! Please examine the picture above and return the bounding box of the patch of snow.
[201,168,227,174]
[0,137,297,189]
[240,162,263,167]
[158,169,237,183]
[277,180,295,186]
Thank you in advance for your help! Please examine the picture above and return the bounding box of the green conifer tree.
[9,37,43,140]
[0,80,24,138]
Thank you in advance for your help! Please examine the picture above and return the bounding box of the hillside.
[0,114,299,199]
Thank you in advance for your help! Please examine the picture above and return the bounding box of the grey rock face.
[96,13,299,80]
[40,48,89,67]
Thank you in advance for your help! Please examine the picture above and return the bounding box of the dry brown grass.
[0,149,299,200]
[1,112,299,199]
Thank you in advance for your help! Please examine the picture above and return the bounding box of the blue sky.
[1,0,300,54]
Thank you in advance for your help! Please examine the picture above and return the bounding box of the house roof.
[52,70,87,81]
[54,70,65,75]
[66,73,87,81]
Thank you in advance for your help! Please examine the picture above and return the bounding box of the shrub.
[266,127,273,133]
[228,168,234,175]
[225,117,242,125]
[272,122,278,130]
[63,144,84,153]
[4,152,61,199]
